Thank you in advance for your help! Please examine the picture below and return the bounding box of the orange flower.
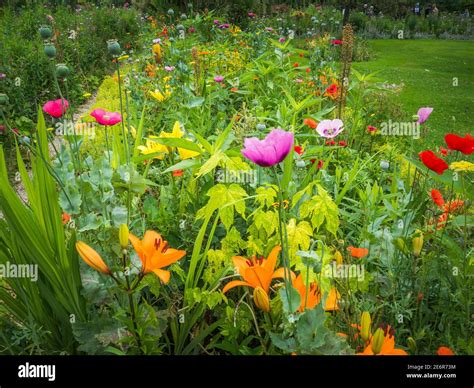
[303,118,317,129]
[292,274,321,312]
[324,287,340,311]
[347,246,369,259]
[129,230,186,283]
[324,83,339,99]
[230,87,238,92]
[358,325,407,355]
[443,199,464,214]
[437,346,454,355]
[223,246,293,295]
[62,212,71,225]
[430,189,445,207]
[172,169,184,177]
[76,241,111,274]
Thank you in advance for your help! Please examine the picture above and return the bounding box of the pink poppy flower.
[43,99,69,118]
[241,128,294,167]
[90,109,122,126]
[214,75,224,83]
[316,119,344,138]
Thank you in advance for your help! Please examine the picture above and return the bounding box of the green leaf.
[279,285,301,314]
[300,184,339,236]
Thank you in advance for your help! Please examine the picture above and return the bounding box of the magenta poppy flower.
[417,107,433,124]
[219,23,230,29]
[43,99,69,118]
[241,128,294,167]
[248,12,256,17]
[90,109,122,126]
[278,37,286,43]
[265,27,273,32]
[214,75,224,83]
[165,66,175,72]
[316,119,344,138]
[213,19,220,25]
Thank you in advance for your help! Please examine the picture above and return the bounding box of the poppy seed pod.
[44,43,56,58]
[412,229,424,257]
[56,63,70,78]
[39,25,53,40]
[371,328,385,355]
[253,287,270,312]
[119,224,129,249]
[360,311,371,342]
[0,93,9,106]
[107,39,121,56]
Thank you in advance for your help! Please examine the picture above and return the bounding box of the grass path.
[354,39,474,148]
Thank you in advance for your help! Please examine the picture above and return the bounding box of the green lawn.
[354,39,474,149]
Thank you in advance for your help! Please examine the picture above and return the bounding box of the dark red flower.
[294,145,304,155]
[338,140,347,147]
[445,133,474,155]
[367,125,377,133]
[326,140,336,146]
[331,39,343,45]
[419,150,449,175]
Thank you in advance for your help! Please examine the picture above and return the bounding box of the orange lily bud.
[360,311,371,342]
[253,287,270,312]
[371,328,385,355]
[334,250,343,265]
[76,241,111,274]
[119,224,129,249]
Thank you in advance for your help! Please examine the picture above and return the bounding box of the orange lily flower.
[223,246,294,294]
[129,230,186,284]
[358,325,407,355]
[291,274,340,312]
[76,241,111,274]
[347,246,369,259]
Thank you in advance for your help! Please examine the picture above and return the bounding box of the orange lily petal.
[263,246,281,272]
[152,268,170,284]
[243,266,273,293]
[222,280,252,293]
[151,248,186,268]
[232,256,249,275]
[273,267,295,281]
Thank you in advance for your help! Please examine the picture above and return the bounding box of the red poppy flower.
[294,145,304,155]
[430,189,445,207]
[303,118,317,129]
[437,346,454,355]
[293,62,299,68]
[331,39,343,45]
[347,246,369,259]
[419,150,449,175]
[306,68,310,73]
[367,125,377,133]
[445,133,474,155]
[326,140,336,146]
[338,140,347,147]
[173,169,184,177]
[325,83,338,97]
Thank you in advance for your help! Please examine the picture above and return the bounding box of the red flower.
[173,169,184,177]
[62,212,71,225]
[325,83,338,97]
[326,140,336,146]
[306,68,310,73]
[430,189,445,207]
[367,125,377,133]
[294,145,304,155]
[293,62,299,68]
[303,118,317,129]
[419,150,448,175]
[331,39,343,45]
[310,159,324,169]
[445,133,474,155]
[338,140,347,147]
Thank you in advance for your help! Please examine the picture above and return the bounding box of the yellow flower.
[449,160,474,172]
[149,89,171,102]
[117,54,130,61]
[83,92,92,98]
[138,135,167,159]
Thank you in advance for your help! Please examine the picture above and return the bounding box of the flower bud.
[56,63,70,78]
[76,241,111,274]
[253,287,270,312]
[394,237,409,255]
[119,224,129,249]
[107,39,121,56]
[256,123,266,131]
[334,250,343,265]
[407,337,416,353]
[44,43,56,58]
[412,229,424,257]
[371,328,385,355]
[360,311,371,342]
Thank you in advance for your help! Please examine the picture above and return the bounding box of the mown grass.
[354,39,474,149]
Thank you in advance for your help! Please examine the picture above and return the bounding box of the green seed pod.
[44,43,56,58]
[107,39,121,56]
[56,63,70,78]
[39,25,53,40]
